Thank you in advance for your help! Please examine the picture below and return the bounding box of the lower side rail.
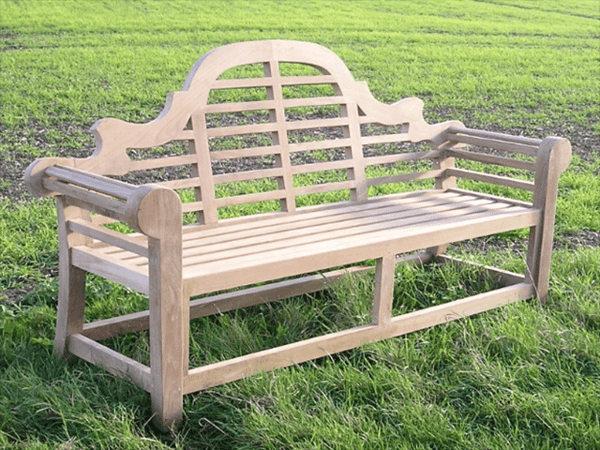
[74,251,531,396]
[68,333,153,392]
[81,252,526,341]
[81,265,379,341]
[183,282,534,394]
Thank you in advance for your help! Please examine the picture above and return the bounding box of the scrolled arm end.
[24,157,75,198]
[126,185,182,239]
[540,136,572,175]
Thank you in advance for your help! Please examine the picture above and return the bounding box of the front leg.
[54,197,90,358]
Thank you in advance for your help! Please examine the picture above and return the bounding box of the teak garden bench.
[24,40,572,430]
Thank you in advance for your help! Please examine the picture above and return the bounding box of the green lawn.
[1,1,599,449]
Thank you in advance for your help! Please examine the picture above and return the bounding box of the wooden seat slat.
[180,190,459,239]
[90,193,500,270]
[71,246,149,294]
[178,200,503,265]
[180,193,481,249]
[182,207,541,296]
[179,202,514,268]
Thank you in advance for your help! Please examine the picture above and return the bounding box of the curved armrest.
[24,160,181,237]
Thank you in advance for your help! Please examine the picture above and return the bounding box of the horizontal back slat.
[129,154,198,171]
[158,178,201,190]
[283,97,348,108]
[280,75,337,86]
[291,159,353,175]
[215,190,286,208]
[289,138,351,153]
[206,122,278,138]
[366,170,443,187]
[286,117,349,131]
[295,180,357,196]
[446,149,536,171]
[364,151,441,167]
[182,201,204,213]
[361,133,411,146]
[212,75,337,90]
[210,145,281,160]
[214,168,283,184]
[205,100,276,114]
[446,168,535,192]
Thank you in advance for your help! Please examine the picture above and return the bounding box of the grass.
[1,1,599,449]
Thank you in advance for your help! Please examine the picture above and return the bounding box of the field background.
[1,1,599,449]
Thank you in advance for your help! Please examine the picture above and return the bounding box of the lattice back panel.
[90,41,444,226]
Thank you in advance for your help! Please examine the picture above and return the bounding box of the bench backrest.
[63,40,463,225]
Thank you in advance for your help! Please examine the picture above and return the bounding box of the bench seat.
[72,189,539,298]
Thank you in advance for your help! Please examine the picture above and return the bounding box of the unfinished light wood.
[23,40,572,431]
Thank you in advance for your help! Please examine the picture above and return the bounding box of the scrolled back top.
[182,40,356,93]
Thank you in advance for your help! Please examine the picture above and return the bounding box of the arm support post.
[527,137,572,302]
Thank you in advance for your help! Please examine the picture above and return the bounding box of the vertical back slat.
[265,60,296,213]
[341,100,367,202]
[190,114,218,225]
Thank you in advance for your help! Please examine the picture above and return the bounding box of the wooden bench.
[24,40,572,430]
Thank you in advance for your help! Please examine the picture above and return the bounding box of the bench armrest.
[440,127,571,197]
[24,159,181,238]
[446,126,572,175]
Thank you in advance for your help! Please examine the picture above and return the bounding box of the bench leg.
[54,264,86,357]
[373,254,396,326]
[148,236,186,431]
[54,198,87,358]
[526,224,553,304]
[426,244,448,258]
